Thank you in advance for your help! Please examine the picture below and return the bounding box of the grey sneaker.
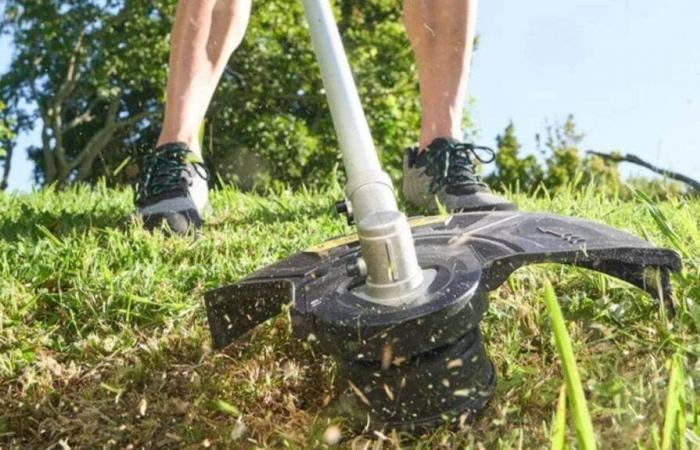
[403,137,515,213]
[135,142,210,234]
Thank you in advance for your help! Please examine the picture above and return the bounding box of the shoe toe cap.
[142,209,202,235]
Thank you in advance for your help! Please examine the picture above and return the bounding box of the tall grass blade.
[630,184,689,258]
[543,280,597,450]
[690,393,700,445]
[661,354,686,450]
[551,384,568,450]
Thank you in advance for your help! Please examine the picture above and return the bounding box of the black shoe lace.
[424,142,496,194]
[136,145,209,202]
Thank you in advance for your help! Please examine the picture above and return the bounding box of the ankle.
[419,125,462,151]
[157,134,202,156]
[418,132,462,152]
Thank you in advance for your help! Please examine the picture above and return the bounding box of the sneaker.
[135,142,210,234]
[403,137,515,213]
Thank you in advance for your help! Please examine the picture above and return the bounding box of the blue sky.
[470,0,700,180]
[2,0,699,191]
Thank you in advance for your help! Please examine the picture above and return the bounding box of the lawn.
[1,184,698,449]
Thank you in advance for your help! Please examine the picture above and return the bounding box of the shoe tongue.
[413,137,461,165]
[411,138,463,167]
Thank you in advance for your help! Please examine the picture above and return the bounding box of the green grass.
[543,280,596,450]
[0,184,698,449]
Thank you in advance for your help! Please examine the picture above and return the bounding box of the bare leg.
[157,0,252,155]
[403,0,478,150]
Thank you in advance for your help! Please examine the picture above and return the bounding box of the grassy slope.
[0,184,698,449]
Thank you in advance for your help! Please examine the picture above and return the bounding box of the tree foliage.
[204,0,419,189]
[489,115,622,194]
[0,103,11,156]
[1,0,421,189]
[542,115,585,189]
[1,0,174,187]
[3,1,672,197]
[487,122,542,191]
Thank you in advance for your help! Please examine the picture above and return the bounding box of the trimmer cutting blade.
[206,212,681,430]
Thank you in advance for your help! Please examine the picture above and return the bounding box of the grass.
[0,183,698,449]
[543,280,596,450]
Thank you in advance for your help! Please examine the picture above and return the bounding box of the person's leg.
[403,0,477,150]
[136,0,251,233]
[402,0,515,212]
[158,0,252,155]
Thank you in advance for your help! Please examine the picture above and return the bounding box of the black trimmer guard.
[205,212,681,431]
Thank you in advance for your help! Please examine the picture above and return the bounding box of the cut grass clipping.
[543,279,597,450]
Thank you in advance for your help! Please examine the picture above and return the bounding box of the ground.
[0,184,698,449]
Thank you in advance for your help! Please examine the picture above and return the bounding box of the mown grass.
[0,183,698,449]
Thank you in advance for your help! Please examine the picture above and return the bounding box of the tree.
[488,122,542,191]
[539,115,621,192]
[542,114,584,189]
[0,101,15,190]
[488,115,623,194]
[582,151,620,191]
[1,0,174,187]
[1,0,425,190]
[204,0,421,189]
[588,150,699,193]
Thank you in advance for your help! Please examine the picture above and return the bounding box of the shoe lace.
[424,142,496,194]
[136,146,209,200]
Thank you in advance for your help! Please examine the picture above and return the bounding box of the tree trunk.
[74,125,118,182]
[41,123,58,185]
[1,146,12,190]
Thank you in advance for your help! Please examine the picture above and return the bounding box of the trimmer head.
[206,212,681,431]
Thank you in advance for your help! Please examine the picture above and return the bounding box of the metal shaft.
[301,0,424,303]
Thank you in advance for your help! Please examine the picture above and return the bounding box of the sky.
[1,0,699,191]
[469,0,700,180]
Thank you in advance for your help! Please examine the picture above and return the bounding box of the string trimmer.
[205,0,682,432]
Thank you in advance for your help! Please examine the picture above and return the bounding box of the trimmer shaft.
[301,0,425,303]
